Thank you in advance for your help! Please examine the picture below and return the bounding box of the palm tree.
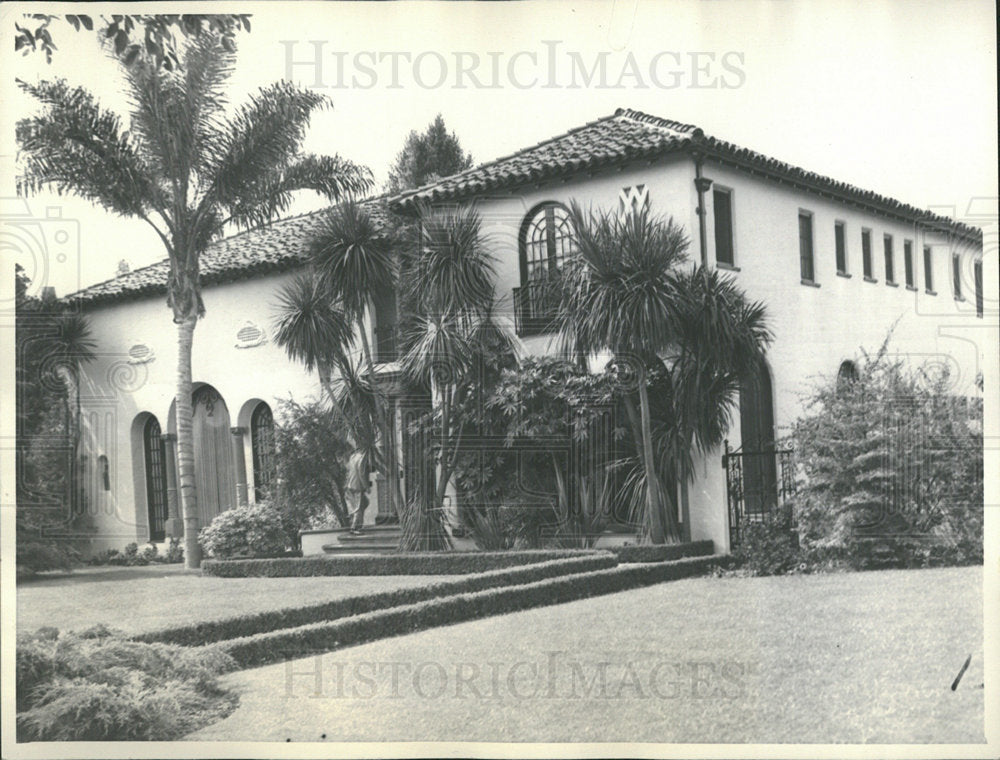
[558,203,770,544]
[272,271,378,455]
[399,204,516,550]
[307,200,401,514]
[17,32,372,567]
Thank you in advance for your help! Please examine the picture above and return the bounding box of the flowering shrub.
[198,501,288,560]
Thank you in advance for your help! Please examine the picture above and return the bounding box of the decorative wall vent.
[235,321,267,349]
[127,343,155,364]
[619,184,650,219]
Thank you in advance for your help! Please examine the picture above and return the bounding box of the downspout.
[693,153,713,268]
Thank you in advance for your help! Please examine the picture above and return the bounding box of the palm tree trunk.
[176,316,202,568]
[637,366,669,544]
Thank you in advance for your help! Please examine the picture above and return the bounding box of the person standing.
[345,447,371,534]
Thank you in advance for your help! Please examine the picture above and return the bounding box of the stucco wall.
[75,268,341,553]
[74,155,989,556]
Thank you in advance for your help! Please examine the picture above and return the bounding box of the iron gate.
[722,439,795,547]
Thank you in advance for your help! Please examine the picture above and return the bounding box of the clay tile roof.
[66,197,392,307]
[391,108,981,243]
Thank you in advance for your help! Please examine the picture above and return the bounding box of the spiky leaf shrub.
[16,626,235,741]
[790,341,983,569]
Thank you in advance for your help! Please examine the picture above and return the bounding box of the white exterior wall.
[75,269,352,553]
[74,156,989,556]
[472,156,986,553]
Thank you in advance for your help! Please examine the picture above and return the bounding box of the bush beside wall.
[137,554,619,647]
[213,555,719,669]
[201,548,611,577]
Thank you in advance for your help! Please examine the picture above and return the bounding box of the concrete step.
[321,526,403,555]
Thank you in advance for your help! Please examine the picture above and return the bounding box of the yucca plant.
[399,205,517,550]
[558,203,770,544]
[17,31,372,566]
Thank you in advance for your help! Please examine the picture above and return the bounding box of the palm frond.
[410,203,497,319]
[308,199,395,320]
[16,78,157,216]
[201,81,367,223]
[230,154,372,230]
[272,272,354,373]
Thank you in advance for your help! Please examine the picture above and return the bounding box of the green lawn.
[17,566,460,637]
[188,565,984,744]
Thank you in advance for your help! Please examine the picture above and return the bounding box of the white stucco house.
[64,108,988,556]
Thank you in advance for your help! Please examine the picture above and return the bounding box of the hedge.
[201,549,609,577]
[136,554,618,647]
[211,555,720,670]
[608,540,714,564]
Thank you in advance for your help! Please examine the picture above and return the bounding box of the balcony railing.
[513,280,561,337]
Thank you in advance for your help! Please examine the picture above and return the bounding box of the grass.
[187,565,983,744]
[17,566,460,637]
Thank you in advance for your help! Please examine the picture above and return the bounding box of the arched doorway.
[192,385,236,525]
[142,416,169,541]
[250,402,277,502]
[739,361,778,517]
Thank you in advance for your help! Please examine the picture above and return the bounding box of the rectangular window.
[713,188,734,266]
[903,240,914,288]
[953,254,962,298]
[835,222,847,275]
[862,229,873,280]
[799,212,814,283]
[923,245,934,292]
[974,260,982,317]
[883,234,895,284]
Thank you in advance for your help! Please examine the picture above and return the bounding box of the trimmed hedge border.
[201,549,609,577]
[608,540,714,564]
[211,555,721,670]
[135,554,618,647]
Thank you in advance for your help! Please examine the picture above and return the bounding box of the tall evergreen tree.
[385,114,473,194]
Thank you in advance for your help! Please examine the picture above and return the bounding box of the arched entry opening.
[738,360,778,518]
[169,384,238,527]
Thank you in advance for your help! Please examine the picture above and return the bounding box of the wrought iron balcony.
[513,279,561,337]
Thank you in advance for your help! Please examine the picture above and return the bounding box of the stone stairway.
[320,525,403,555]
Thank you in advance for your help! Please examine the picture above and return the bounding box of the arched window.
[837,360,858,392]
[251,403,277,501]
[142,417,168,541]
[520,203,576,284]
[515,203,577,336]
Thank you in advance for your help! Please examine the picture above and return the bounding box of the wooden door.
[192,385,235,525]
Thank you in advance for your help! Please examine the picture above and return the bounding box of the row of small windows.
[794,211,983,317]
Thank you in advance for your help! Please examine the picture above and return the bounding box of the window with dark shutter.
[714,189,734,266]
[904,240,914,288]
[953,254,962,299]
[835,222,847,275]
[862,229,874,280]
[923,245,934,293]
[799,212,814,283]
[883,235,895,284]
